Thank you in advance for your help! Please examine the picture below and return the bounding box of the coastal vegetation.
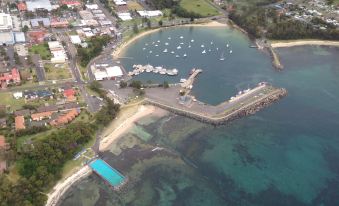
[0,82,120,206]
[77,35,112,67]
[228,0,339,40]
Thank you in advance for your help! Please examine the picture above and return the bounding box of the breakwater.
[144,86,287,125]
[268,47,284,70]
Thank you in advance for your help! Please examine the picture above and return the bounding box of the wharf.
[144,83,287,125]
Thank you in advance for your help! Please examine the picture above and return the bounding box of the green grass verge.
[29,43,51,60]
[179,0,219,17]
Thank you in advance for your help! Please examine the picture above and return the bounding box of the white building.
[70,35,81,45]
[26,0,53,11]
[85,4,99,10]
[92,65,123,81]
[0,13,13,31]
[137,10,163,18]
[13,92,23,99]
[118,13,132,21]
[48,41,67,63]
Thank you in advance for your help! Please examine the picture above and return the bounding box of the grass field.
[0,92,25,110]
[179,0,219,17]
[44,63,72,80]
[29,43,51,60]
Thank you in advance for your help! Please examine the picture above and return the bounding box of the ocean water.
[60,27,339,206]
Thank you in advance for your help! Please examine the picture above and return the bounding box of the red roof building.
[50,108,79,126]
[15,116,25,130]
[0,68,21,88]
[63,88,76,97]
[60,0,81,7]
[28,30,47,43]
[0,135,10,151]
[17,2,27,11]
[51,18,69,28]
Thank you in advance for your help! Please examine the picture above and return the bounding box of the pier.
[181,69,203,89]
[144,83,287,125]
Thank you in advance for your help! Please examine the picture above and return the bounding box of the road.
[31,54,46,81]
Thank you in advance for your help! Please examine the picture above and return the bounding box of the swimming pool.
[89,159,125,186]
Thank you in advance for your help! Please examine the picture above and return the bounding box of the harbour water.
[60,27,339,206]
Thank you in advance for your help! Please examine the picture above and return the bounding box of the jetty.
[144,82,287,125]
[181,68,202,89]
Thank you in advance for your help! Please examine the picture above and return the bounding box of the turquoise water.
[61,27,339,206]
[89,159,124,186]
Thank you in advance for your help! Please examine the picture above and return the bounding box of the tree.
[21,25,29,33]
[129,80,142,89]
[133,22,139,33]
[163,81,169,88]
[158,20,163,27]
[119,80,127,88]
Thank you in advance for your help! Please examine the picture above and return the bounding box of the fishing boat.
[177,45,181,49]
[163,49,168,53]
[202,50,206,54]
[219,52,225,61]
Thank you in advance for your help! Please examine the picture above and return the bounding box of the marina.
[128,64,178,76]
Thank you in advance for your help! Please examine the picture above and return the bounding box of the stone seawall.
[145,88,287,125]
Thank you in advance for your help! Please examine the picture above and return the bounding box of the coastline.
[112,21,228,58]
[271,40,339,48]
[99,105,157,151]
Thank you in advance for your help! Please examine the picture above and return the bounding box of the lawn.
[0,92,25,110]
[44,63,72,80]
[179,0,219,17]
[127,1,143,10]
[29,43,51,60]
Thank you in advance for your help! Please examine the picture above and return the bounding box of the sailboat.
[168,37,171,40]
[188,42,191,48]
[191,39,194,42]
[201,44,205,48]
[155,44,158,47]
[163,49,168,53]
[171,51,175,54]
[183,53,187,57]
[155,54,159,57]
[142,48,146,50]
[157,40,160,43]
[180,42,184,45]
[145,43,148,46]
[211,41,214,45]
[230,50,233,54]
[216,47,219,51]
[176,55,180,58]
[226,43,229,48]
[165,42,169,45]
[219,52,225,61]
[202,50,206,54]
[177,45,181,49]
[149,50,153,53]
[180,36,184,39]
[208,49,211,52]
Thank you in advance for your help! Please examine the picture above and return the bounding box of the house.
[31,18,51,28]
[15,115,25,130]
[31,111,54,121]
[50,18,69,28]
[0,32,15,45]
[0,118,6,128]
[50,108,79,126]
[36,105,58,113]
[137,10,163,18]
[63,88,75,97]
[17,2,27,11]
[0,135,10,151]
[70,35,81,44]
[28,30,47,43]
[13,91,23,99]
[60,0,81,7]
[14,32,26,43]
[14,109,31,117]
[0,68,21,88]
[93,65,123,81]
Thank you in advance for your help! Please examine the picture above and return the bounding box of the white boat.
[208,49,211,52]
[216,47,219,51]
[230,50,233,54]
[155,54,159,57]
[165,42,169,45]
[152,42,155,44]
[183,53,187,57]
[201,44,205,48]
[157,40,160,43]
[226,44,229,47]
[142,48,146,50]
[168,37,171,40]
[202,50,206,54]
[149,51,153,53]
[171,51,175,54]
[180,42,184,45]
[163,49,168,53]
[180,78,187,83]
[145,43,148,46]
[172,69,178,75]
[155,44,158,47]
[180,36,184,39]
[175,55,180,58]
[219,52,225,61]
[191,39,194,42]
[188,42,191,48]
[177,46,181,49]
[211,41,214,45]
